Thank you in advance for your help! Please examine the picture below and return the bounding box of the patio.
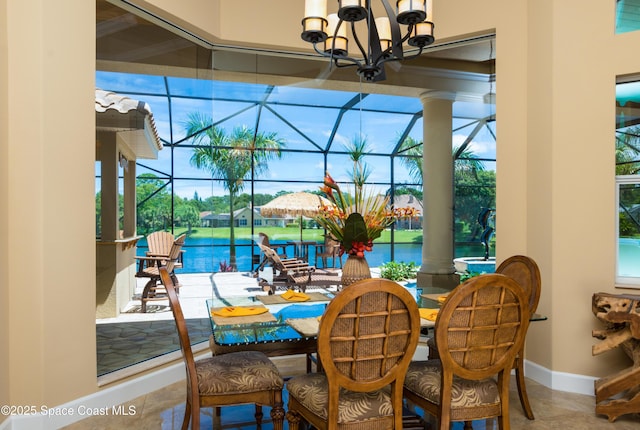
[96,270,382,377]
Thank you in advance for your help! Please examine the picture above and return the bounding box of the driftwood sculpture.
[592,292,640,422]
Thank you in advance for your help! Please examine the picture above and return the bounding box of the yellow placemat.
[423,292,450,304]
[281,290,310,302]
[419,308,439,321]
[257,292,331,305]
[286,317,320,337]
[210,306,276,326]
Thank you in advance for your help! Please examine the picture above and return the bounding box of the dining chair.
[495,254,541,420]
[426,255,542,420]
[285,278,421,430]
[404,273,530,430]
[158,267,285,430]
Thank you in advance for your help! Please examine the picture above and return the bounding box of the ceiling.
[96,0,495,96]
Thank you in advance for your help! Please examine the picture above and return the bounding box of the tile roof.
[95,89,162,156]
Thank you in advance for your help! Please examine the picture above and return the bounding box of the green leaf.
[343,213,368,251]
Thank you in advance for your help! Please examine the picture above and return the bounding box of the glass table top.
[206,299,329,347]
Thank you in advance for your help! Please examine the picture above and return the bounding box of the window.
[616,177,640,286]
[616,0,640,34]
[615,79,640,286]
[95,1,497,378]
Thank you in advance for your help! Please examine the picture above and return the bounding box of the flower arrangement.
[315,172,397,257]
[315,136,416,258]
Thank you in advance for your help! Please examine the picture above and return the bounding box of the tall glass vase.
[341,254,372,288]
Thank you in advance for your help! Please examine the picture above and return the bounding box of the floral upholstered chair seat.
[196,351,284,395]
[404,359,500,412]
[287,373,393,424]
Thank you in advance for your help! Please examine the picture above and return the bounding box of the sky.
[96,71,497,199]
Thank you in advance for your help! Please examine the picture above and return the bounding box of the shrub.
[379,261,418,282]
[459,271,481,283]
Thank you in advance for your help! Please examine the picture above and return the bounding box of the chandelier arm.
[350,20,370,66]
[311,42,362,69]
[371,24,414,66]
[333,59,361,69]
[377,44,425,68]
[395,45,425,62]
[380,0,403,59]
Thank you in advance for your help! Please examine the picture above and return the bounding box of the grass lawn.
[176,226,424,243]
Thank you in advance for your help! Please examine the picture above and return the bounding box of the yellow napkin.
[211,306,269,317]
[437,295,448,303]
[282,289,310,302]
[419,308,439,321]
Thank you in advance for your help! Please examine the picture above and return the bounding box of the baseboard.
[525,359,597,396]
[6,362,185,430]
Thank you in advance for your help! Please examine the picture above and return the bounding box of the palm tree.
[185,112,285,269]
[398,136,485,185]
[616,127,640,175]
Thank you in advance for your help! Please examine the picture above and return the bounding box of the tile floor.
[67,353,640,429]
[87,272,640,429]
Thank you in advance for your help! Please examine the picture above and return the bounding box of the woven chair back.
[495,255,541,314]
[318,278,421,392]
[435,273,530,381]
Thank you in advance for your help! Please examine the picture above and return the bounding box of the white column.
[417,91,459,289]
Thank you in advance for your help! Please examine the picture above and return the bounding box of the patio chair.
[257,243,340,293]
[312,234,342,269]
[404,273,530,430]
[135,233,186,312]
[158,267,285,430]
[285,278,421,430]
[258,232,288,256]
[146,230,183,269]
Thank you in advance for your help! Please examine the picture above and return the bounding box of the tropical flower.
[315,172,399,257]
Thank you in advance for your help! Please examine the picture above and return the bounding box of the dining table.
[420,288,548,323]
[207,297,330,372]
[206,288,436,370]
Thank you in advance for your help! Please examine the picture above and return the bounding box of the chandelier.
[301,0,435,82]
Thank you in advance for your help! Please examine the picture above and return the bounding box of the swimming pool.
[618,238,640,278]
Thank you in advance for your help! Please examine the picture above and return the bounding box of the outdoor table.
[286,240,318,261]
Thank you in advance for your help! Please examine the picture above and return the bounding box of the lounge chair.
[253,232,291,273]
[257,243,340,294]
